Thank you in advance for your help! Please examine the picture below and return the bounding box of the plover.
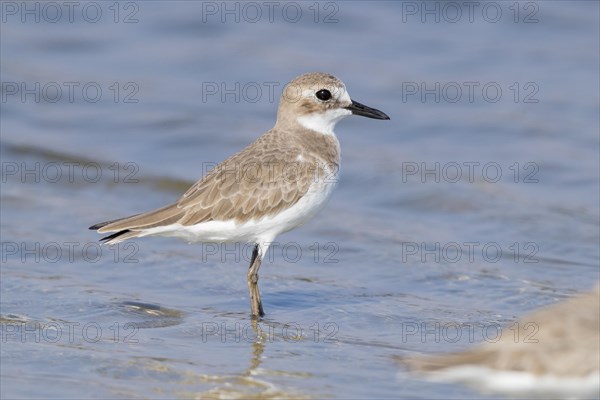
[90,72,389,317]
[404,284,600,398]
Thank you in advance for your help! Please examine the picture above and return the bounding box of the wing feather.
[177,135,316,225]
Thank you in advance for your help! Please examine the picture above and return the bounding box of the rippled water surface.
[1,2,599,399]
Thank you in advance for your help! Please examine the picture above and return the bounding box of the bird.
[89,72,390,317]
[404,284,600,399]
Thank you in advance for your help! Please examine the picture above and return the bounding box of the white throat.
[297,108,352,136]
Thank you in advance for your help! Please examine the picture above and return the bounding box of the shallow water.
[1,1,599,399]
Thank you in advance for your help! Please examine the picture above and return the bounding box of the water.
[1,1,599,398]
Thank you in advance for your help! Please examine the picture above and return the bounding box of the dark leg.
[247,244,264,317]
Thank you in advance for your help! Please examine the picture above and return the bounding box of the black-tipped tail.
[89,221,110,230]
[89,215,135,231]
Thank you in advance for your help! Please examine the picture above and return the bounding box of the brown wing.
[176,133,317,225]
[94,131,317,233]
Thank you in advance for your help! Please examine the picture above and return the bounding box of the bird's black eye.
[315,89,332,101]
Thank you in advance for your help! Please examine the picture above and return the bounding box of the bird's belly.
[265,178,338,236]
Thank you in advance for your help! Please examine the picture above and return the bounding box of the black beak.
[345,100,390,120]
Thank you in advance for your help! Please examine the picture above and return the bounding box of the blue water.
[1,1,599,398]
